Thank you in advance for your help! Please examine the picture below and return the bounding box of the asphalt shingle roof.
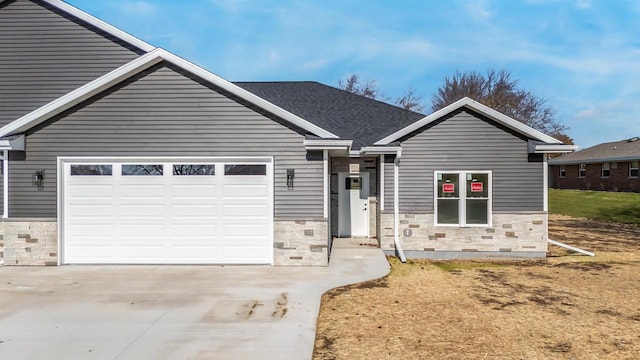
[550,137,640,164]
[233,81,425,149]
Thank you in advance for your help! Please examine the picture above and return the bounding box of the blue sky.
[68,0,640,148]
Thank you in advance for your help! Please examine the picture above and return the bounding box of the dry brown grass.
[314,215,640,359]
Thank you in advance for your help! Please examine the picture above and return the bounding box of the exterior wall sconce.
[33,170,45,190]
[287,169,295,190]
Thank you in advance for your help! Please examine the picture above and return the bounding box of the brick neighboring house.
[549,137,640,192]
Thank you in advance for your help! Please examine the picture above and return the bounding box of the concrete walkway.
[0,245,389,360]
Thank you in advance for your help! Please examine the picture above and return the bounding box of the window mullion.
[460,171,467,226]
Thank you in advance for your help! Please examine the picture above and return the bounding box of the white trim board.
[40,0,154,52]
[0,48,339,140]
[374,97,563,145]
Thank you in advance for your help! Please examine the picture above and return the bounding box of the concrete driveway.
[0,246,389,360]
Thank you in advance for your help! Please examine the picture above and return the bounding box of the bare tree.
[395,86,425,113]
[432,69,570,139]
[338,74,384,100]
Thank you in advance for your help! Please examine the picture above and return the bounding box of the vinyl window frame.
[630,161,639,178]
[434,170,492,227]
[578,163,587,178]
[559,165,566,178]
[601,162,610,178]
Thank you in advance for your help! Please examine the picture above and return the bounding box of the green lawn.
[549,189,640,225]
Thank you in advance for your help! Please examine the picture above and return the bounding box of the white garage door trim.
[57,156,274,265]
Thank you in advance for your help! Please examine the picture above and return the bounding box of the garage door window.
[225,164,266,175]
[70,165,112,176]
[122,165,163,176]
[173,164,215,176]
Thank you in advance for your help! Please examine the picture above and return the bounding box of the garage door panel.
[223,224,268,236]
[222,204,268,217]
[67,205,114,217]
[171,247,219,260]
[63,159,273,265]
[223,184,269,198]
[67,224,117,236]
[120,184,165,197]
[168,225,217,237]
[119,205,165,219]
[119,224,166,236]
[171,204,217,217]
[171,184,217,197]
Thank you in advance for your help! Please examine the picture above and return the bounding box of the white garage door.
[61,158,273,264]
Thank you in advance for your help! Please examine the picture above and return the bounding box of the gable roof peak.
[0,48,338,139]
[375,96,563,145]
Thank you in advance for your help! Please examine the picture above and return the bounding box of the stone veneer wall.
[273,219,329,266]
[380,212,547,259]
[2,219,58,265]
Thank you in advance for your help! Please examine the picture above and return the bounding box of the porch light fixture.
[33,170,45,190]
[287,169,295,190]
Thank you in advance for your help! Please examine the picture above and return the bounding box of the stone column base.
[2,219,58,266]
[274,219,329,266]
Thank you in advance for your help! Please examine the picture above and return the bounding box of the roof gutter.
[550,155,640,165]
[393,149,406,263]
[359,146,402,155]
[303,139,352,151]
[528,142,579,154]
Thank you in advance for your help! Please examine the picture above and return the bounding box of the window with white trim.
[579,163,586,178]
[630,161,639,178]
[601,163,610,178]
[435,171,491,226]
[559,166,566,178]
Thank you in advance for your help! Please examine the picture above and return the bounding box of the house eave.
[530,144,579,154]
[303,139,352,151]
[359,146,402,155]
[550,155,640,165]
[0,134,25,151]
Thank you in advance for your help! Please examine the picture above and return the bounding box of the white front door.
[338,172,369,237]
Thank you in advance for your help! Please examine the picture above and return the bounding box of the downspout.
[379,155,384,211]
[393,150,406,262]
[3,150,7,219]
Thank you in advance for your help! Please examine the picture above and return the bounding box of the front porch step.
[332,237,379,249]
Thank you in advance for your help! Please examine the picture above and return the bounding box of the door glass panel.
[172,164,215,176]
[70,165,113,176]
[345,177,362,190]
[224,164,266,176]
[437,199,459,224]
[466,199,488,224]
[122,165,163,176]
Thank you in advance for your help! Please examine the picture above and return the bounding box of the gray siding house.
[0,0,575,266]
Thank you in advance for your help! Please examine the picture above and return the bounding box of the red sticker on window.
[471,182,483,192]
[442,183,455,193]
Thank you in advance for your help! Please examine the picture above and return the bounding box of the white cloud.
[463,0,493,20]
[575,0,592,9]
